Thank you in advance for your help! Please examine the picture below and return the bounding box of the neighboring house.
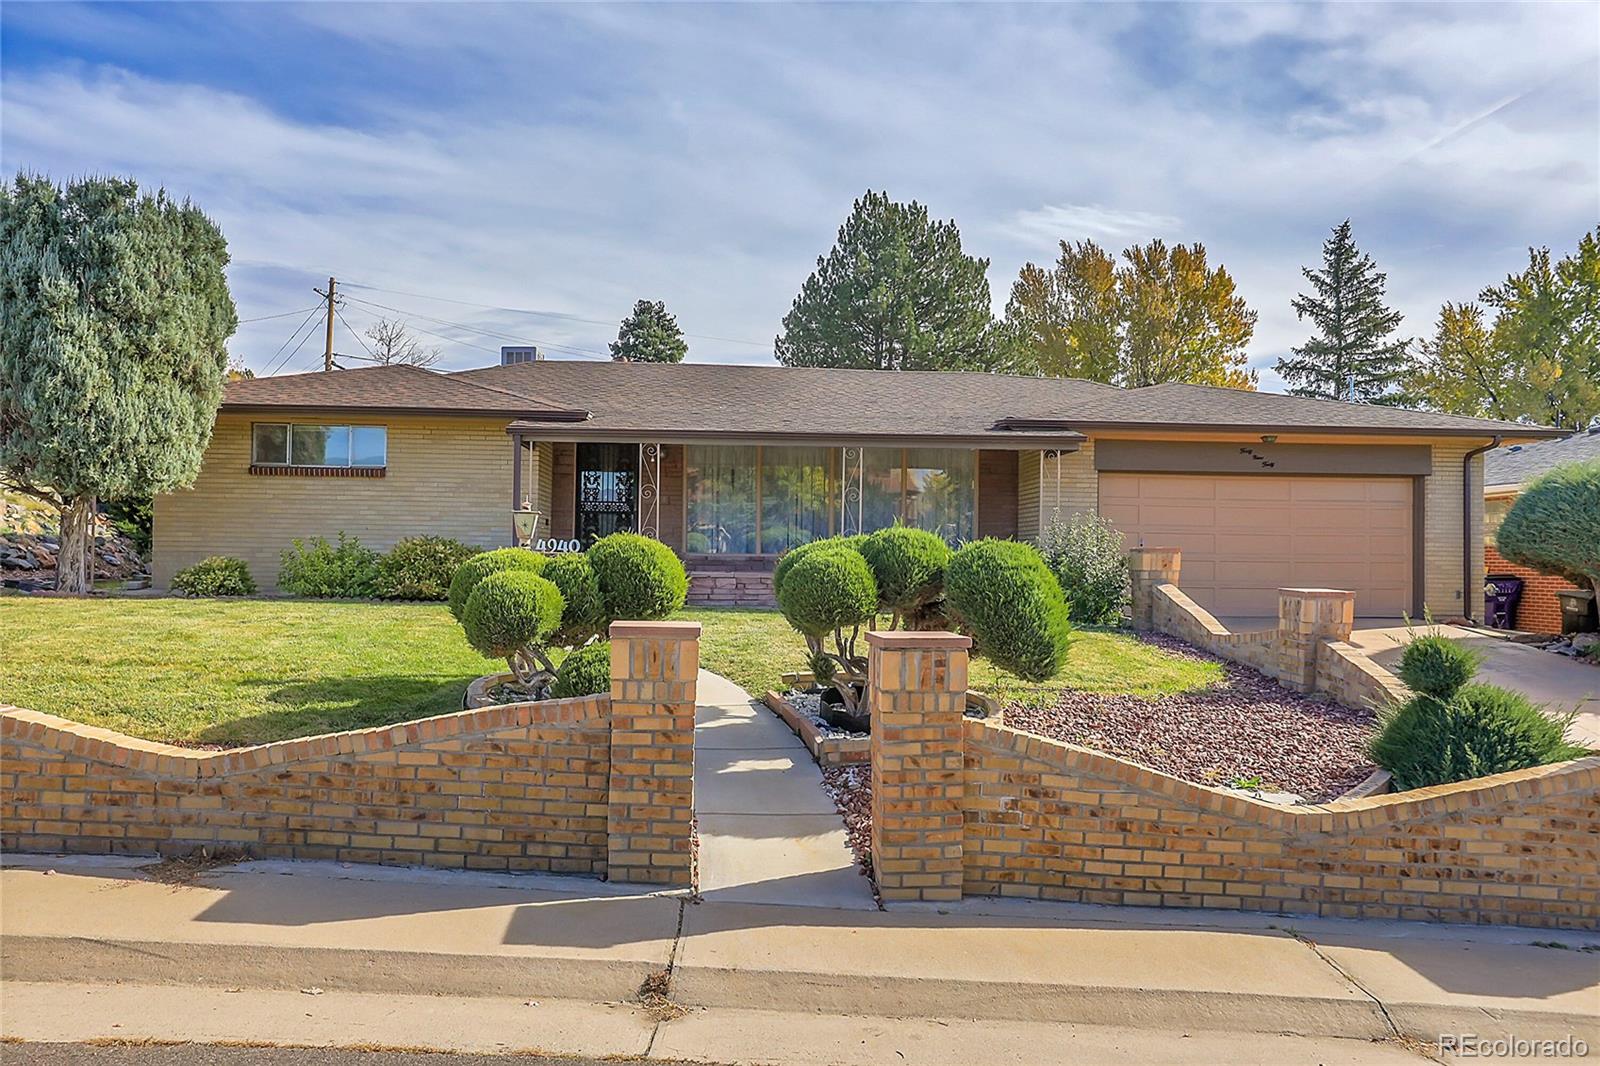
[153,361,1561,619]
[1483,425,1600,633]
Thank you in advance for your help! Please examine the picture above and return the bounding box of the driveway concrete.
[1350,624,1600,747]
[692,669,875,910]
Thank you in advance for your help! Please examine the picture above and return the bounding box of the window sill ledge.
[249,465,386,478]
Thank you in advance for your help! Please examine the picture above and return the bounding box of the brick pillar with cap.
[1275,589,1355,693]
[607,620,699,886]
[867,630,971,903]
[1128,547,1182,630]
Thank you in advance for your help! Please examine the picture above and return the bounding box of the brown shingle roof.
[223,360,1565,443]
[221,364,582,417]
[453,361,1562,442]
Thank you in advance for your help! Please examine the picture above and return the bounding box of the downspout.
[1461,435,1502,623]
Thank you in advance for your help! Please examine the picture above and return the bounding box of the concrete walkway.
[693,669,874,909]
[1350,624,1600,747]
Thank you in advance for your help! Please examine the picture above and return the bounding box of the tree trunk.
[55,494,97,594]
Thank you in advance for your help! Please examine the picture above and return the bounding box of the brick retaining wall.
[0,621,701,887]
[866,629,1600,928]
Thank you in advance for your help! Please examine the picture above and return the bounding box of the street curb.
[9,933,1594,1046]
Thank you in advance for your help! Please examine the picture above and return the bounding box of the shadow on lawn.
[193,674,480,747]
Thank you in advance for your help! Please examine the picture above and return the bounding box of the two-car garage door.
[1098,474,1413,618]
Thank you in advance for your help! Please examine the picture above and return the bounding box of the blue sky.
[3,2,1596,388]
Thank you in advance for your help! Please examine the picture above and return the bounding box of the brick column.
[1128,547,1181,630]
[1275,588,1355,693]
[607,620,700,886]
[868,630,970,903]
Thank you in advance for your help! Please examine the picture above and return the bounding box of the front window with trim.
[252,424,387,468]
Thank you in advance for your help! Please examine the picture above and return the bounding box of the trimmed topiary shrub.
[447,547,546,622]
[541,553,605,645]
[550,640,612,699]
[171,555,256,597]
[587,532,687,622]
[773,535,868,600]
[1496,457,1600,594]
[1396,634,1481,699]
[1040,512,1129,626]
[374,536,480,601]
[462,569,565,681]
[776,545,879,708]
[859,526,950,626]
[1371,685,1583,791]
[945,539,1072,682]
[278,532,380,598]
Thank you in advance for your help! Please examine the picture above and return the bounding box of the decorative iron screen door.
[575,443,639,547]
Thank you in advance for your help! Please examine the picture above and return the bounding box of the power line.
[340,280,772,350]
[240,305,323,324]
[275,311,326,376]
[338,293,607,360]
[334,306,376,359]
[262,306,326,376]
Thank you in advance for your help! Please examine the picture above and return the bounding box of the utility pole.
[322,276,337,371]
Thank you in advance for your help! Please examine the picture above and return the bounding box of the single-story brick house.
[1483,425,1600,633]
[154,360,1562,619]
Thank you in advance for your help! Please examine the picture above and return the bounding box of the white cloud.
[1,2,1594,386]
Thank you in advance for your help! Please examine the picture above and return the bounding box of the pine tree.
[1276,220,1410,402]
[0,174,237,592]
[775,191,995,370]
[609,300,688,363]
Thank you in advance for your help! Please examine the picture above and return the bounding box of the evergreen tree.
[1276,220,1410,402]
[1001,238,1257,389]
[0,174,237,592]
[609,299,688,363]
[775,190,995,370]
[1404,229,1600,430]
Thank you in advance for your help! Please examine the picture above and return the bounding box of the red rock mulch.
[820,764,878,907]
[1003,632,1378,802]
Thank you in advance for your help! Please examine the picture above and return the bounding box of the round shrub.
[1371,685,1584,792]
[541,553,605,645]
[776,545,878,638]
[461,569,564,660]
[773,535,867,599]
[587,532,687,621]
[171,555,256,597]
[447,547,546,622]
[859,527,950,618]
[374,536,479,601]
[945,539,1072,682]
[1496,457,1600,589]
[550,641,612,699]
[1397,634,1480,699]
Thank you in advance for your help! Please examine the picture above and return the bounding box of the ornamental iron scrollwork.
[840,445,864,536]
[638,442,662,540]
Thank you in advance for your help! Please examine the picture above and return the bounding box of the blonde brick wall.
[153,414,516,590]
[0,696,612,874]
[606,620,699,886]
[1424,442,1485,618]
[963,723,1599,929]
[1017,445,1097,544]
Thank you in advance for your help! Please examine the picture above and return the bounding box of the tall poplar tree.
[775,191,995,370]
[1275,220,1410,402]
[0,174,237,592]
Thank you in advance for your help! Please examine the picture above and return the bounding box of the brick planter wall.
[1,620,702,887]
[865,627,1600,928]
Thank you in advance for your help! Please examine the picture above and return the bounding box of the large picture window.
[252,424,387,468]
[683,444,975,553]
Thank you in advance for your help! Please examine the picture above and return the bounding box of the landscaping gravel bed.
[1003,632,1378,803]
[784,689,869,738]
[820,763,876,904]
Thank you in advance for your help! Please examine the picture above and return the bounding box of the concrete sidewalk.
[3,856,1596,1051]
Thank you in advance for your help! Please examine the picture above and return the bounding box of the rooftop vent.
[501,345,542,366]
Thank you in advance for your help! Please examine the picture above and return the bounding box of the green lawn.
[0,598,1220,746]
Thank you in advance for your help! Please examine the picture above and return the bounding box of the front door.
[576,443,639,547]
